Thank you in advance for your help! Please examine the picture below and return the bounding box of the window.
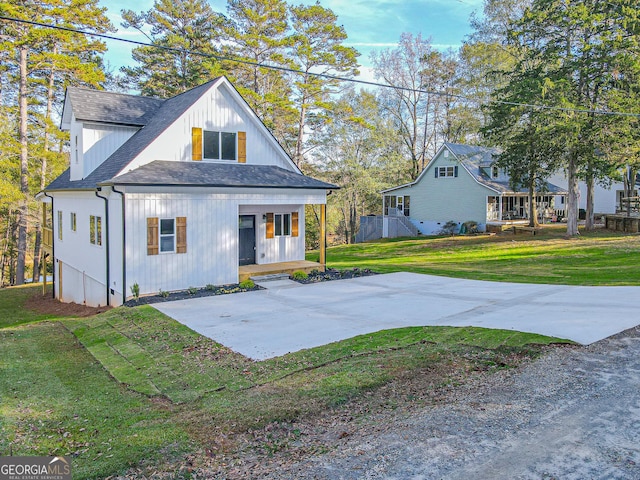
[403,196,410,217]
[203,130,236,160]
[90,215,102,246]
[436,166,457,178]
[492,166,499,178]
[265,212,298,239]
[146,217,187,255]
[70,212,76,232]
[275,213,291,236]
[57,211,63,240]
[160,219,175,253]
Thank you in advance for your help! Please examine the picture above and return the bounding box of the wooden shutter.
[147,217,159,255]
[192,127,202,161]
[238,131,246,163]
[266,213,274,239]
[291,211,299,237]
[176,217,187,254]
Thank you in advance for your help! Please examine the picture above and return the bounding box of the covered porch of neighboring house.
[40,201,54,296]
[486,194,566,229]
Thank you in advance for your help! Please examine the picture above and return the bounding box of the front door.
[239,215,256,266]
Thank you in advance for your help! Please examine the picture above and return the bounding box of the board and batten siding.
[124,82,295,175]
[50,191,108,306]
[124,188,324,297]
[391,149,494,234]
[82,123,138,179]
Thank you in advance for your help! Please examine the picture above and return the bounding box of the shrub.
[130,282,140,301]
[291,270,309,280]
[439,221,459,236]
[462,221,479,234]
[205,284,215,291]
[187,286,198,295]
[158,289,169,298]
[239,279,255,289]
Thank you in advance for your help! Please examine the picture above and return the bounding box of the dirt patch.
[26,290,109,318]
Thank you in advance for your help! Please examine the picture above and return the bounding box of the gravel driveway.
[266,325,640,479]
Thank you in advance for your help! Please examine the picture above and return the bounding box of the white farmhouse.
[40,77,335,307]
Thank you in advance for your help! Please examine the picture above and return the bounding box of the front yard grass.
[1,286,571,478]
[311,228,640,285]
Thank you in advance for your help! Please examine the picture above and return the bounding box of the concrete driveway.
[154,272,640,360]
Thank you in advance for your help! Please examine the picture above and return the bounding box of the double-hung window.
[89,215,102,246]
[160,219,175,253]
[436,166,458,178]
[274,213,291,236]
[147,217,187,255]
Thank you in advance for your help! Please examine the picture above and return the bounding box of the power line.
[1,15,639,118]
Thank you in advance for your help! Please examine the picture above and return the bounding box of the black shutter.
[435,168,439,178]
[454,166,459,177]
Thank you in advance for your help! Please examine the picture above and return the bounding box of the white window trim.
[202,130,237,161]
[437,166,456,178]
[89,215,102,246]
[274,213,291,237]
[159,218,176,253]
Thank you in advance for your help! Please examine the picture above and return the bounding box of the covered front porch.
[487,194,565,225]
[239,260,325,282]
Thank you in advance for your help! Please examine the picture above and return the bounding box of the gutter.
[94,188,110,306]
[42,192,55,299]
[111,185,127,306]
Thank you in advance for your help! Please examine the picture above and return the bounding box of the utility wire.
[1,15,639,118]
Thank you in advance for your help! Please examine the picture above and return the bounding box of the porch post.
[499,196,503,221]
[319,203,326,267]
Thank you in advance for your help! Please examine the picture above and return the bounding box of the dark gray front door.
[239,215,256,266]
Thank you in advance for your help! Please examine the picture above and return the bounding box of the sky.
[99,0,484,83]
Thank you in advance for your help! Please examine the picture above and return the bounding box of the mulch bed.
[292,267,378,284]
[27,290,110,317]
[124,283,264,307]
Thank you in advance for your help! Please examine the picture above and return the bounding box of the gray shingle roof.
[445,142,567,195]
[47,80,221,191]
[65,87,165,126]
[101,161,337,190]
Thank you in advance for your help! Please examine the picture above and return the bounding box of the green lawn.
[310,228,640,285]
[0,284,66,329]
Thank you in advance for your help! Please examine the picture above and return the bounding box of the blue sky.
[100,0,484,81]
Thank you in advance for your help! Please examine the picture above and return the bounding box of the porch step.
[250,273,291,282]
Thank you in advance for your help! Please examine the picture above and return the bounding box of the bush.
[205,284,215,291]
[462,221,479,234]
[239,279,255,289]
[291,270,309,280]
[158,289,169,298]
[130,282,140,301]
[439,221,459,236]
[187,286,198,295]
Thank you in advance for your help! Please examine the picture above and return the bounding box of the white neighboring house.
[357,143,567,241]
[40,77,335,307]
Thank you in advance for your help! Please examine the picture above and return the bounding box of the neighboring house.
[39,77,336,307]
[547,171,639,215]
[359,143,567,240]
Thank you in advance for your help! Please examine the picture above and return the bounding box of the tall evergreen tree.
[121,0,225,97]
[288,1,359,168]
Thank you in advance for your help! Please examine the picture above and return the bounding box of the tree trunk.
[528,182,539,228]
[585,174,595,230]
[566,153,580,236]
[16,45,29,285]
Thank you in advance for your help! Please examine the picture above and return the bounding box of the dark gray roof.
[101,161,337,190]
[47,80,220,191]
[65,87,165,126]
[445,142,567,195]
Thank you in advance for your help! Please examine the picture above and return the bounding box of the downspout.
[95,188,110,306]
[43,192,54,299]
[111,185,126,305]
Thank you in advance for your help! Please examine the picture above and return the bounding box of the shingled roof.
[48,80,222,190]
[101,161,337,190]
[446,143,566,194]
[63,87,165,127]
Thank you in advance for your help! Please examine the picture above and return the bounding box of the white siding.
[124,188,324,297]
[52,192,108,306]
[82,123,138,178]
[123,82,295,175]
[69,115,83,181]
[548,172,621,214]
